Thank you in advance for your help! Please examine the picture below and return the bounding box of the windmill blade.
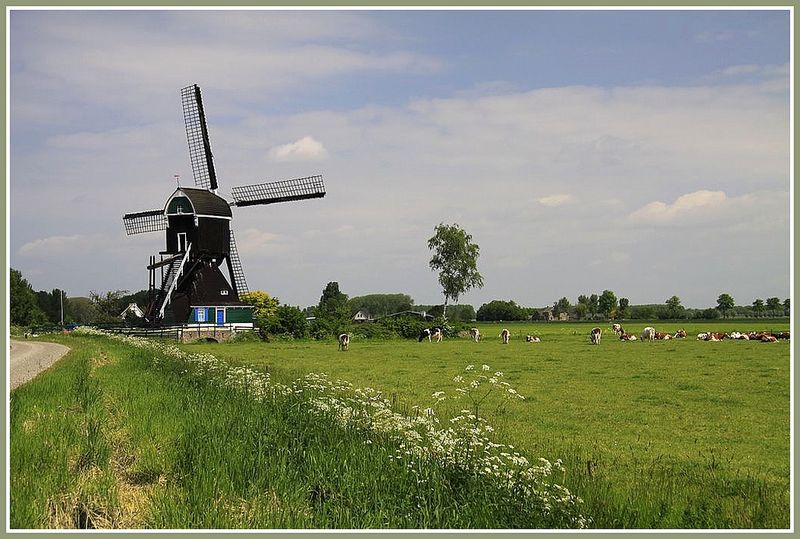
[227,230,249,296]
[123,209,167,235]
[230,175,326,207]
[181,84,218,191]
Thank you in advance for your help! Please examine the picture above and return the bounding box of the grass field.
[10,319,790,529]
[182,319,791,528]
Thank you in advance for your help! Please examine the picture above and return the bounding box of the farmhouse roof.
[378,310,434,321]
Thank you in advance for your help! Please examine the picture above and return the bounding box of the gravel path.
[9,339,71,390]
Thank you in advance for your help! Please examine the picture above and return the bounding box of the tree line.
[10,268,150,327]
[11,265,790,333]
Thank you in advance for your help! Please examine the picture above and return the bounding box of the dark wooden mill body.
[123,84,325,326]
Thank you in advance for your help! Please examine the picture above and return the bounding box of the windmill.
[122,84,325,326]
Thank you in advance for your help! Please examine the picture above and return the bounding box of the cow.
[525,335,541,343]
[500,328,511,345]
[654,331,672,340]
[761,334,778,343]
[590,327,602,345]
[469,327,481,342]
[619,332,637,341]
[699,332,727,341]
[642,327,656,341]
[674,329,687,339]
[612,323,623,337]
[338,333,350,351]
[775,331,790,340]
[418,328,432,342]
[432,327,443,343]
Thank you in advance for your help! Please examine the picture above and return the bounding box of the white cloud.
[268,136,328,162]
[628,190,728,224]
[19,234,86,256]
[236,228,280,255]
[537,194,574,207]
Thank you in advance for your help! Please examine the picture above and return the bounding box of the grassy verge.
[11,333,584,529]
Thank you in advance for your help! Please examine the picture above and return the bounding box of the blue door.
[216,308,225,326]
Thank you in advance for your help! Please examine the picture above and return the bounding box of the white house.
[119,303,145,319]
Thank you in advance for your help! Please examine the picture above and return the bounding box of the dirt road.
[9,339,70,390]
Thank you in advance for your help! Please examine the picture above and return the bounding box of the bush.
[264,305,308,339]
[378,316,430,339]
[348,323,394,340]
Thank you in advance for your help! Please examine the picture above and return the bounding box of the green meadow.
[10,320,790,529]
[183,320,791,528]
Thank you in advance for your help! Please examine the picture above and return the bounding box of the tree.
[428,223,484,320]
[752,299,765,318]
[36,288,69,325]
[717,293,735,319]
[417,304,476,322]
[240,290,280,329]
[574,302,588,320]
[10,268,47,326]
[766,297,781,317]
[664,295,685,319]
[89,289,130,322]
[588,294,599,320]
[265,305,308,339]
[554,297,571,316]
[349,293,413,317]
[598,290,617,319]
[617,297,630,319]
[784,298,790,316]
[67,297,103,324]
[476,300,527,322]
[316,282,350,322]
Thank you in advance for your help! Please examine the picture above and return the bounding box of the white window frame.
[177,232,188,252]
[196,307,206,323]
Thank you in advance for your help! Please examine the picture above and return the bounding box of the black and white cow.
[590,327,602,345]
[500,328,511,344]
[338,333,350,351]
[419,327,443,343]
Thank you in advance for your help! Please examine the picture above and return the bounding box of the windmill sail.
[231,175,326,207]
[227,230,249,296]
[181,84,218,191]
[123,209,167,235]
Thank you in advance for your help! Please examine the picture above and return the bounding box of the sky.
[8,8,792,310]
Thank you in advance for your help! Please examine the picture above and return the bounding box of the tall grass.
[11,332,586,529]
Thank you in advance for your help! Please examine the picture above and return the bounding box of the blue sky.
[9,9,791,309]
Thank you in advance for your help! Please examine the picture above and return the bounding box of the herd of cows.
[335,324,790,351]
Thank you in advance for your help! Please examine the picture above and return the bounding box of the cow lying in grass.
[338,333,350,351]
[590,327,602,345]
[525,335,541,343]
[619,332,637,341]
[500,328,510,344]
